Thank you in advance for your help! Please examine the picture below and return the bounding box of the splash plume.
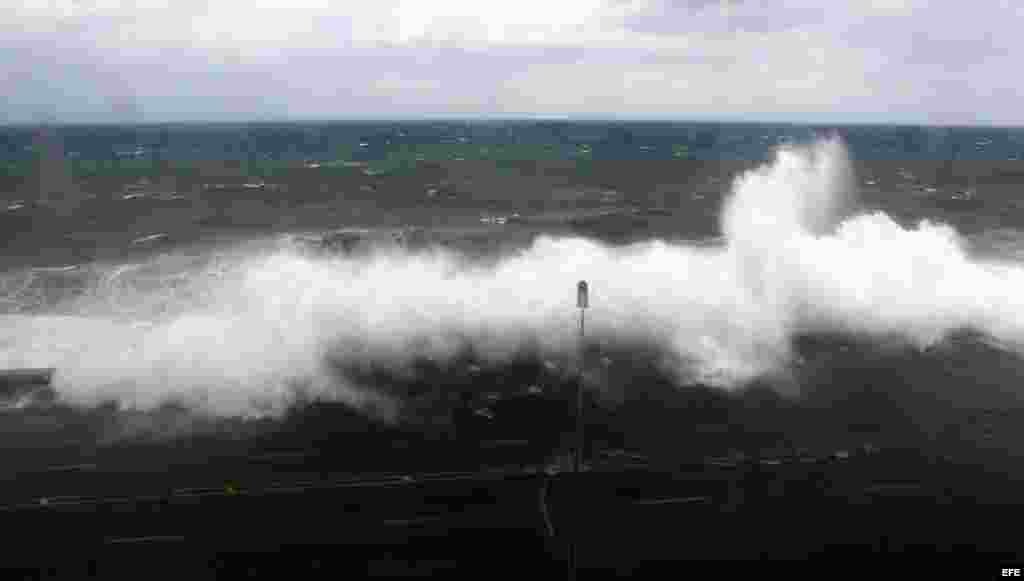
[2,136,1022,418]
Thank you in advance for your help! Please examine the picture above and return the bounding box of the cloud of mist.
[3,136,1024,420]
[721,138,1024,353]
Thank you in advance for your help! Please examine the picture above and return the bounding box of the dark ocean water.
[3,121,1024,166]
[2,122,1023,263]
[2,122,1024,463]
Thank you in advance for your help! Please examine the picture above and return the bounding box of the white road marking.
[633,496,712,506]
[382,516,444,527]
[105,535,185,545]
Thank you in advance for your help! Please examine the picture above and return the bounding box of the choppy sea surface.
[2,122,1024,458]
[4,121,1024,164]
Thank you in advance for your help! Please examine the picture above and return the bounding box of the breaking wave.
[3,136,1024,419]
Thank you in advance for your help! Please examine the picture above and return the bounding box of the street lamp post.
[563,281,590,581]
[575,281,588,474]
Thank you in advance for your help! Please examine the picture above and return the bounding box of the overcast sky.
[1,1,1018,125]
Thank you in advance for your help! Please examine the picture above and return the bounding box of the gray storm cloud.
[0,1,1018,124]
